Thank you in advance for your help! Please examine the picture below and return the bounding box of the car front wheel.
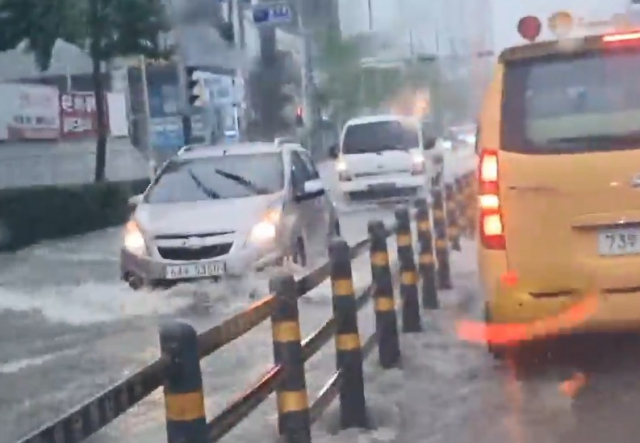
[484,303,507,360]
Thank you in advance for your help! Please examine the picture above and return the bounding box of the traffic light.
[186,66,207,107]
[295,106,304,127]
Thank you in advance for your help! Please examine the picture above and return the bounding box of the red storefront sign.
[59,92,108,138]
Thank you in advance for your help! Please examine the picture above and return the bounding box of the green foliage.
[0,0,170,69]
[410,62,470,126]
[246,50,299,141]
[98,0,169,60]
[0,0,85,70]
[0,179,149,252]
[0,0,170,182]
[316,32,403,123]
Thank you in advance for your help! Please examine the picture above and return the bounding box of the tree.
[246,49,300,141]
[404,60,470,130]
[0,0,170,182]
[316,32,403,124]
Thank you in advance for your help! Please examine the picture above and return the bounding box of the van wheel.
[292,238,307,267]
[484,303,507,360]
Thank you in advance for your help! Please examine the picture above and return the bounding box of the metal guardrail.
[0,142,149,189]
[17,173,477,443]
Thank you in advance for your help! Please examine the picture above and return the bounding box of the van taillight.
[478,150,505,249]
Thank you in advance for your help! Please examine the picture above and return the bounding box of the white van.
[328,115,440,202]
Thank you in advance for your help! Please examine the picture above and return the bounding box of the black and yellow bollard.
[431,188,453,290]
[329,238,369,429]
[270,273,312,443]
[444,183,462,251]
[454,177,468,238]
[160,321,208,443]
[465,174,476,239]
[394,207,423,333]
[414,199,439,309]
[367,220,401,369]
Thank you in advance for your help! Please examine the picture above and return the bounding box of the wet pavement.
[394,239,640,443]
[4,210,640,443]
[0,205,395,443]
[0,138,147,189]
[4,150,639,443]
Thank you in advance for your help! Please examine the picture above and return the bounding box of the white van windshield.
[342,120,420,154]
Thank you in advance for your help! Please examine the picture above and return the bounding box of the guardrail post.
[394,207,423,333]
[454,177,468,238]
[367,220,401,369]
[270,273,312,443]
[329,238,369,429]
[464,174,476,239]
[160,321,208,443]
[414,199,439,310]
[445,183,462,251]
[430,188,453,290]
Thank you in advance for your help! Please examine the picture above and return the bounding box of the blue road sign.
[252,2,292,26]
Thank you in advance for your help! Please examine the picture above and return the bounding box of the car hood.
[135,193,284,237]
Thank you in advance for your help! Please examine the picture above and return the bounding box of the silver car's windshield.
[145,153,284,203]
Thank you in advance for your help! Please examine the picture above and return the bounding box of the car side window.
[297,150,321,180]
[290,151,312,191]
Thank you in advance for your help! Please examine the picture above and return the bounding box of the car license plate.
[598,228,640,256]
[165,262,226,279]
[368,183,396,190]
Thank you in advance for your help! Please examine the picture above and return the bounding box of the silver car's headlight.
[124,220,147,255]
[249,208,281,243]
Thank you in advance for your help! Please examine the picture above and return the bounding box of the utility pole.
[234,0,247,140]
[234,0,246,50]
[176,38,192,145]
[165,0,192,145]
[297,0,319,155]
[139,55,152,154]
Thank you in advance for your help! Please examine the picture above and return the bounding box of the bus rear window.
[502,48,640,154]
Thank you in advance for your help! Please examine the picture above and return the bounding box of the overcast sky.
[339,0,631,55]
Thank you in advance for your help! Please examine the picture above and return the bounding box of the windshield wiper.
[214,169,270,194]
[188,169,221,199]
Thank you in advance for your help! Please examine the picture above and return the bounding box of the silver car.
[121,141,340,290]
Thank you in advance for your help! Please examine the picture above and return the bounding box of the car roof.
[176,142,302,160]
[344,114,419,126]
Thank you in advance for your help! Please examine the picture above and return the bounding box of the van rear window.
[342,121,419,154]
[502,48,640,154]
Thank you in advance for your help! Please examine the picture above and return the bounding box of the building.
[338,0,492,59]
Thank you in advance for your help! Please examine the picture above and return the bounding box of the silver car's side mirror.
[128,194,143,207]
[295,179,325,202]
[303,179,324,194]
